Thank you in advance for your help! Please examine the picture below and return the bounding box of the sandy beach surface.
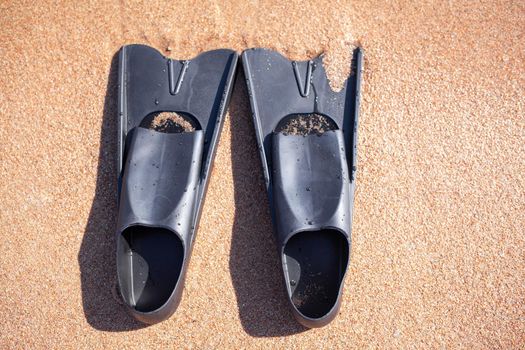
[1,0,524,348]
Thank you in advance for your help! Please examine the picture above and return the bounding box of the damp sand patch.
[141,112,198,133]
[276,113,338,136]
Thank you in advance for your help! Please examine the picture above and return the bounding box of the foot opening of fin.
[283,230,349,319]
[117,226,184,312]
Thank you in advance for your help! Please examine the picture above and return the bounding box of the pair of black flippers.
[116,44,362,328]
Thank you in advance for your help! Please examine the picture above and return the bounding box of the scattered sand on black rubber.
[276,113,338,136]
[141,112,197,133]
[291,281,332,319]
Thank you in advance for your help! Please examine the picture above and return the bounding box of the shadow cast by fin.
[228,70,307,337]
[78,52,146,332]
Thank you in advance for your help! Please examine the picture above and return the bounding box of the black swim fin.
[242,48,362,328]
[116,44,238,324]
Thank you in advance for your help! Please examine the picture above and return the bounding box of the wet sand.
[0,0,524,348]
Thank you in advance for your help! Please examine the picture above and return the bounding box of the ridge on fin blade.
[292,60,313,97]
[116,44,238,324]
[168,59,189,95]
[242,47,362,328]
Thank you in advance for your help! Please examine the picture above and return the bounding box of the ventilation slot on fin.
[292,60,313,97]
[168,59,189,95]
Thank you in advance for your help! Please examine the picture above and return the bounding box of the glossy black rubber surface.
[242,47,362,328]
[116,44,238,324]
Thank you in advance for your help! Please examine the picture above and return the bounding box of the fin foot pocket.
[116,127,203,324]
[272,130,352,326]
[284,230,349,319]
[118,226,184,312]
